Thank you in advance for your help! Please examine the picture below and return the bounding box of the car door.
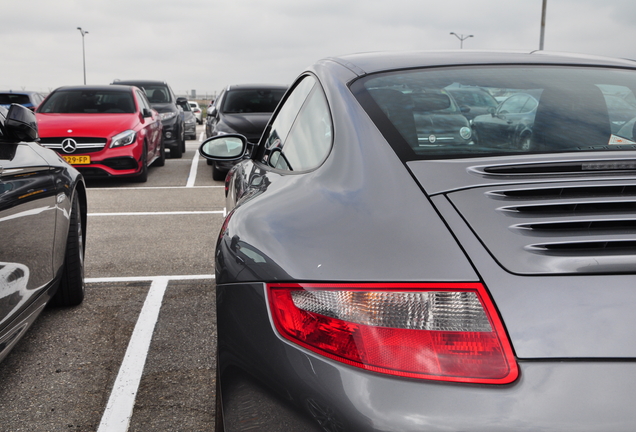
[0,142,56,329]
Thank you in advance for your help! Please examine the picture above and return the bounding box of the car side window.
[259,75,332,172]
[499,95,527,114]
[136,90,151,112]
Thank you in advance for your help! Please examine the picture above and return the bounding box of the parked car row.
[201,50,636,431]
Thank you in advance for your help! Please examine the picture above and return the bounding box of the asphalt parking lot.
[0,125,222,431]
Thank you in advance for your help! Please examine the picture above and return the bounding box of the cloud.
[2,0,636,97]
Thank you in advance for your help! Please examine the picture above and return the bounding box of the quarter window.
[260,76,333,172]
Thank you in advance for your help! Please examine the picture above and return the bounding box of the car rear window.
[0,94,31,105]
[38,90,136,114]
[351,66,636,160]
[222,89,286,114]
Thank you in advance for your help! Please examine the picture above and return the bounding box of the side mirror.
[176,97,188,104]
[199,134,247,161]
[488,107,496,116]
[142,108,153,118]
[5,104,38,142]
[460,105,471,114]
[208,106,217,117]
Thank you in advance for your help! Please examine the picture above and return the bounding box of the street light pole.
[450,32,473,49]
[539,0,547,50]
[77,27,88,85]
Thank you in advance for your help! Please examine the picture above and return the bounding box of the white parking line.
[93,274,214,432]
[87,186,223,191]
[186,150,200,188]
[88,211,224,217]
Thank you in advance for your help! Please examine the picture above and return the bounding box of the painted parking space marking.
[92,274,214,432]
[88,210,224,217]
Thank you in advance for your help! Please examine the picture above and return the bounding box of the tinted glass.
[222,89,286,114]
[0,94,30,105]
[353,66,636,159]
[38,90,136,114]
[271,86,332,171]
[262,77,315,152]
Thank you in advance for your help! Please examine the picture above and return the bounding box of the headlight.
[186,117,196,124]
[459,127,472,140]
[110,130,137,148]
[158,111,177,121]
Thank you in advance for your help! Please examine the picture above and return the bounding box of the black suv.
[112,80,186,158]
[205,84,287,180]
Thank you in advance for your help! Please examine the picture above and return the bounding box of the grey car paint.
[204,51,636,431]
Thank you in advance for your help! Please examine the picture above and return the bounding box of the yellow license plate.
[62,155,91,165]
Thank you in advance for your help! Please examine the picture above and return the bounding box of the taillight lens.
[268,283,518,384]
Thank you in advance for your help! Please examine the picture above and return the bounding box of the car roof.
[324,50,636,77]
[225,84,288,92]
[113,80,169,86]
[52,85,134,93]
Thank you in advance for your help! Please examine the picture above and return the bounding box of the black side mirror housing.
[5,104,38,142]
[142,108,153,118]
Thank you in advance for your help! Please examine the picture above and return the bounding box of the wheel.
[133,143,148,182]
[50,194,85,307]
[170,141,183,159]
[152,138,166,167]
[212,164,227,181]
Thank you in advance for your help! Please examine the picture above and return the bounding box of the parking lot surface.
[0,126,222,431]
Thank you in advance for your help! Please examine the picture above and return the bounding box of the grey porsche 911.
[201,51,636,431]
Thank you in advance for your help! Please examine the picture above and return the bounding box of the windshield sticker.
[609,135,636,145]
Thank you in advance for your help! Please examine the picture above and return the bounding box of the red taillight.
[268,283,518,384]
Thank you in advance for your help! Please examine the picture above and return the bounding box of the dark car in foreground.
[113,80,186,158]
[205,84,287,180]
[201,50,636,431]
[0,90,45,111]
[36,85,164,182]
[0,104,87,362]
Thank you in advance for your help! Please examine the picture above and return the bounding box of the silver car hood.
[408,152,636,358]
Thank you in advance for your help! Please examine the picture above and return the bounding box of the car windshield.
[38,89,136,114]
[139,85,171,104]
[222,89,286,114]
[353,66,636,159]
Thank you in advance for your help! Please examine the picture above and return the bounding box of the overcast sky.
[3,0,636,99]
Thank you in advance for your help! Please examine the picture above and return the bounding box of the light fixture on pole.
[450,32,473,49]
[77,27,88,85]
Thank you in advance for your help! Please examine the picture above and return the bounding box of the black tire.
[170,141,183,159]
[212,164,227,181]
[50,194,85,307]
[133,144,148,182]
[153,138,166,167]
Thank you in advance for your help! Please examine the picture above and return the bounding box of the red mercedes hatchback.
[36,85,164,182]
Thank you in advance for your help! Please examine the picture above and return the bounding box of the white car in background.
[189,101,202,124]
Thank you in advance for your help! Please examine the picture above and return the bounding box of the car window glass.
[261,76,315,154]
[264,80,332,172]
[38,89,136,114]
[499,95,528,114]
[222,89,286,114]
[354,66,636,160]
[136,90,151,112]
